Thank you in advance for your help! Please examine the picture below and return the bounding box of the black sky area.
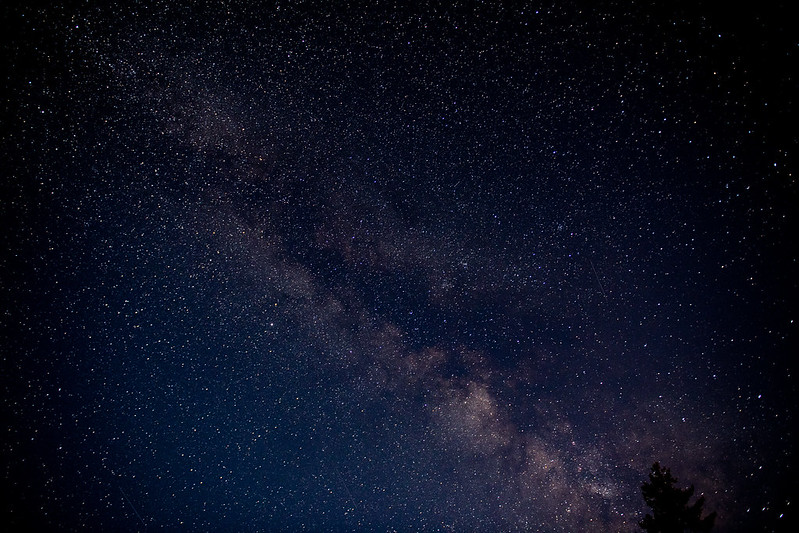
[1,1,797,531]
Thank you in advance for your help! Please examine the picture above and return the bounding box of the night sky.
[2,1,797,531]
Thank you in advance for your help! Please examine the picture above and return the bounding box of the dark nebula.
[2,2,796,531]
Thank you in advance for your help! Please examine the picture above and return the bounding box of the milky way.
[2,2,796,531]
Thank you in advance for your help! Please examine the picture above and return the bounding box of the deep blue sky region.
[1,1,797,531]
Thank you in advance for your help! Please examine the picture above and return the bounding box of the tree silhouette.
[639,462,716,532]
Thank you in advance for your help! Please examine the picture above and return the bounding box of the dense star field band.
[1,2,795,531]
